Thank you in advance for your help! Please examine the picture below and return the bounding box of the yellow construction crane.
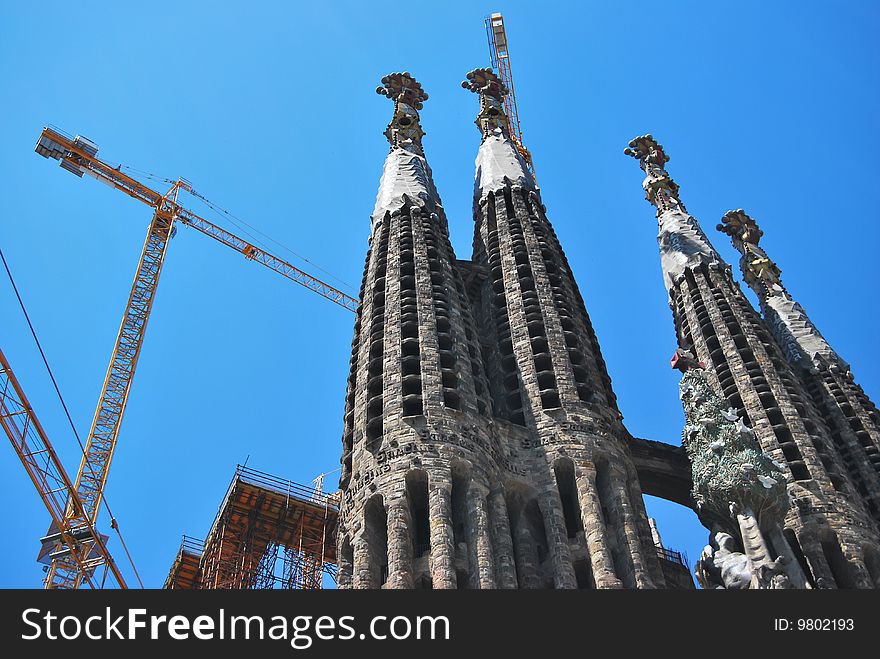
[33,126,358,588]
[0,347,127,588]
[485,12,535,177]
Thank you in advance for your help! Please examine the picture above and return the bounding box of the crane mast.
[33,126,358,588]
[485,12,535,177]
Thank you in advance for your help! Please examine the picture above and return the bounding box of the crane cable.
[116,163,358,295]
[0,245,144,588]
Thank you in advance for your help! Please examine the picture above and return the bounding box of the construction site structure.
[32,126,357,588]
[165,465,338,589]
[0,347,127,588]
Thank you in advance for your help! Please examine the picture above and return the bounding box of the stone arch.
[363,493,388,588]
[552,457,585,540]
[405,469,430,559]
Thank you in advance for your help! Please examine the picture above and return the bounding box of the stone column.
[466,484,497,589]
[797,530,836,588]
[488,487,518,588]
[428,478,456,589]
[839,543,874,590]
[513,523,542,589]
[766,526,810,589]
[386,494,414,589]
[336,534,353,589]
[539,491,577,589]
[629,479,666,587]
[575,466,622,588]
[609,466,654,588]
[352,532,374,589]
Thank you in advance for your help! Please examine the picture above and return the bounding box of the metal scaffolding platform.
[164,465,339,589]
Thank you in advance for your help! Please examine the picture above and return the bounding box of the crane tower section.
[485,12,534,177]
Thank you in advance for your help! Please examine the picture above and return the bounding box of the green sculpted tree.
[672,349,809,589]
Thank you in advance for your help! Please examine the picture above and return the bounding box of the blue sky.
[1,1,877,588]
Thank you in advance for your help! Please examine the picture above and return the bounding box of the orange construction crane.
[0,347,127,588]
[485,12,535,178]
[33,126,358,588]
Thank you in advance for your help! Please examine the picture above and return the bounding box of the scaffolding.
[164,465,338,589]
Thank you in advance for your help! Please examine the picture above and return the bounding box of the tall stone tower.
[336,73,495,589]
[625,136,880,588]
[717,210,880,523]
[461,68,667,590]
[336,73,684,589]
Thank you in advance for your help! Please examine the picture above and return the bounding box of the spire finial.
[376,71,428,109]
[624,134,685,213]
[376,72,428,150]
[462,67,510,138]
[718,209,783,294]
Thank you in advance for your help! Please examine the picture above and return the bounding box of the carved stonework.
[462,68,510,138]
[672,349,807,589]
[376,72,429,152]
[624,134,686,213]
[717,209,783,294]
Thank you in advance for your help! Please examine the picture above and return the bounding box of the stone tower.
[336,73,685,589]
[625,136,880,588]
[461,68,668,590]
[336,73,495,589]
[717,209,880,523]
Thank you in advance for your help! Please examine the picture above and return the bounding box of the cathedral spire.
[624,135,723,293]
[717,209,843,370]
[371,72,441,232]
[463,68,534,195]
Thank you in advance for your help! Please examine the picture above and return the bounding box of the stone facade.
[333,73,880,590]
[626,136,880,588]
[336,73,676,589]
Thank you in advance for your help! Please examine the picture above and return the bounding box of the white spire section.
[625,135,723,294]
[474,126,535,197]
[655,207,723,294]
[372,140,440,231]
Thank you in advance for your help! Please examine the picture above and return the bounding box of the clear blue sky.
[1,1,877,588]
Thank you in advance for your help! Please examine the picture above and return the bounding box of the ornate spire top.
[376,71,428,109]
[462,67,510,138]
[624,134,670,167]
[461,67,508,100]
[376,72,428,151]
[624,134,684,213]
[717,209,782,293]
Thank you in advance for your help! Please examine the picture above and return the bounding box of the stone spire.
[371,72,442,232]
[719,210,880,517]
[717,209,842,371]
[460,69,669,590]
[624,135,723,294]
[463,68,535,195]
[672,349,808,589]
[337,73,497,589]
[626,136,880,588]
